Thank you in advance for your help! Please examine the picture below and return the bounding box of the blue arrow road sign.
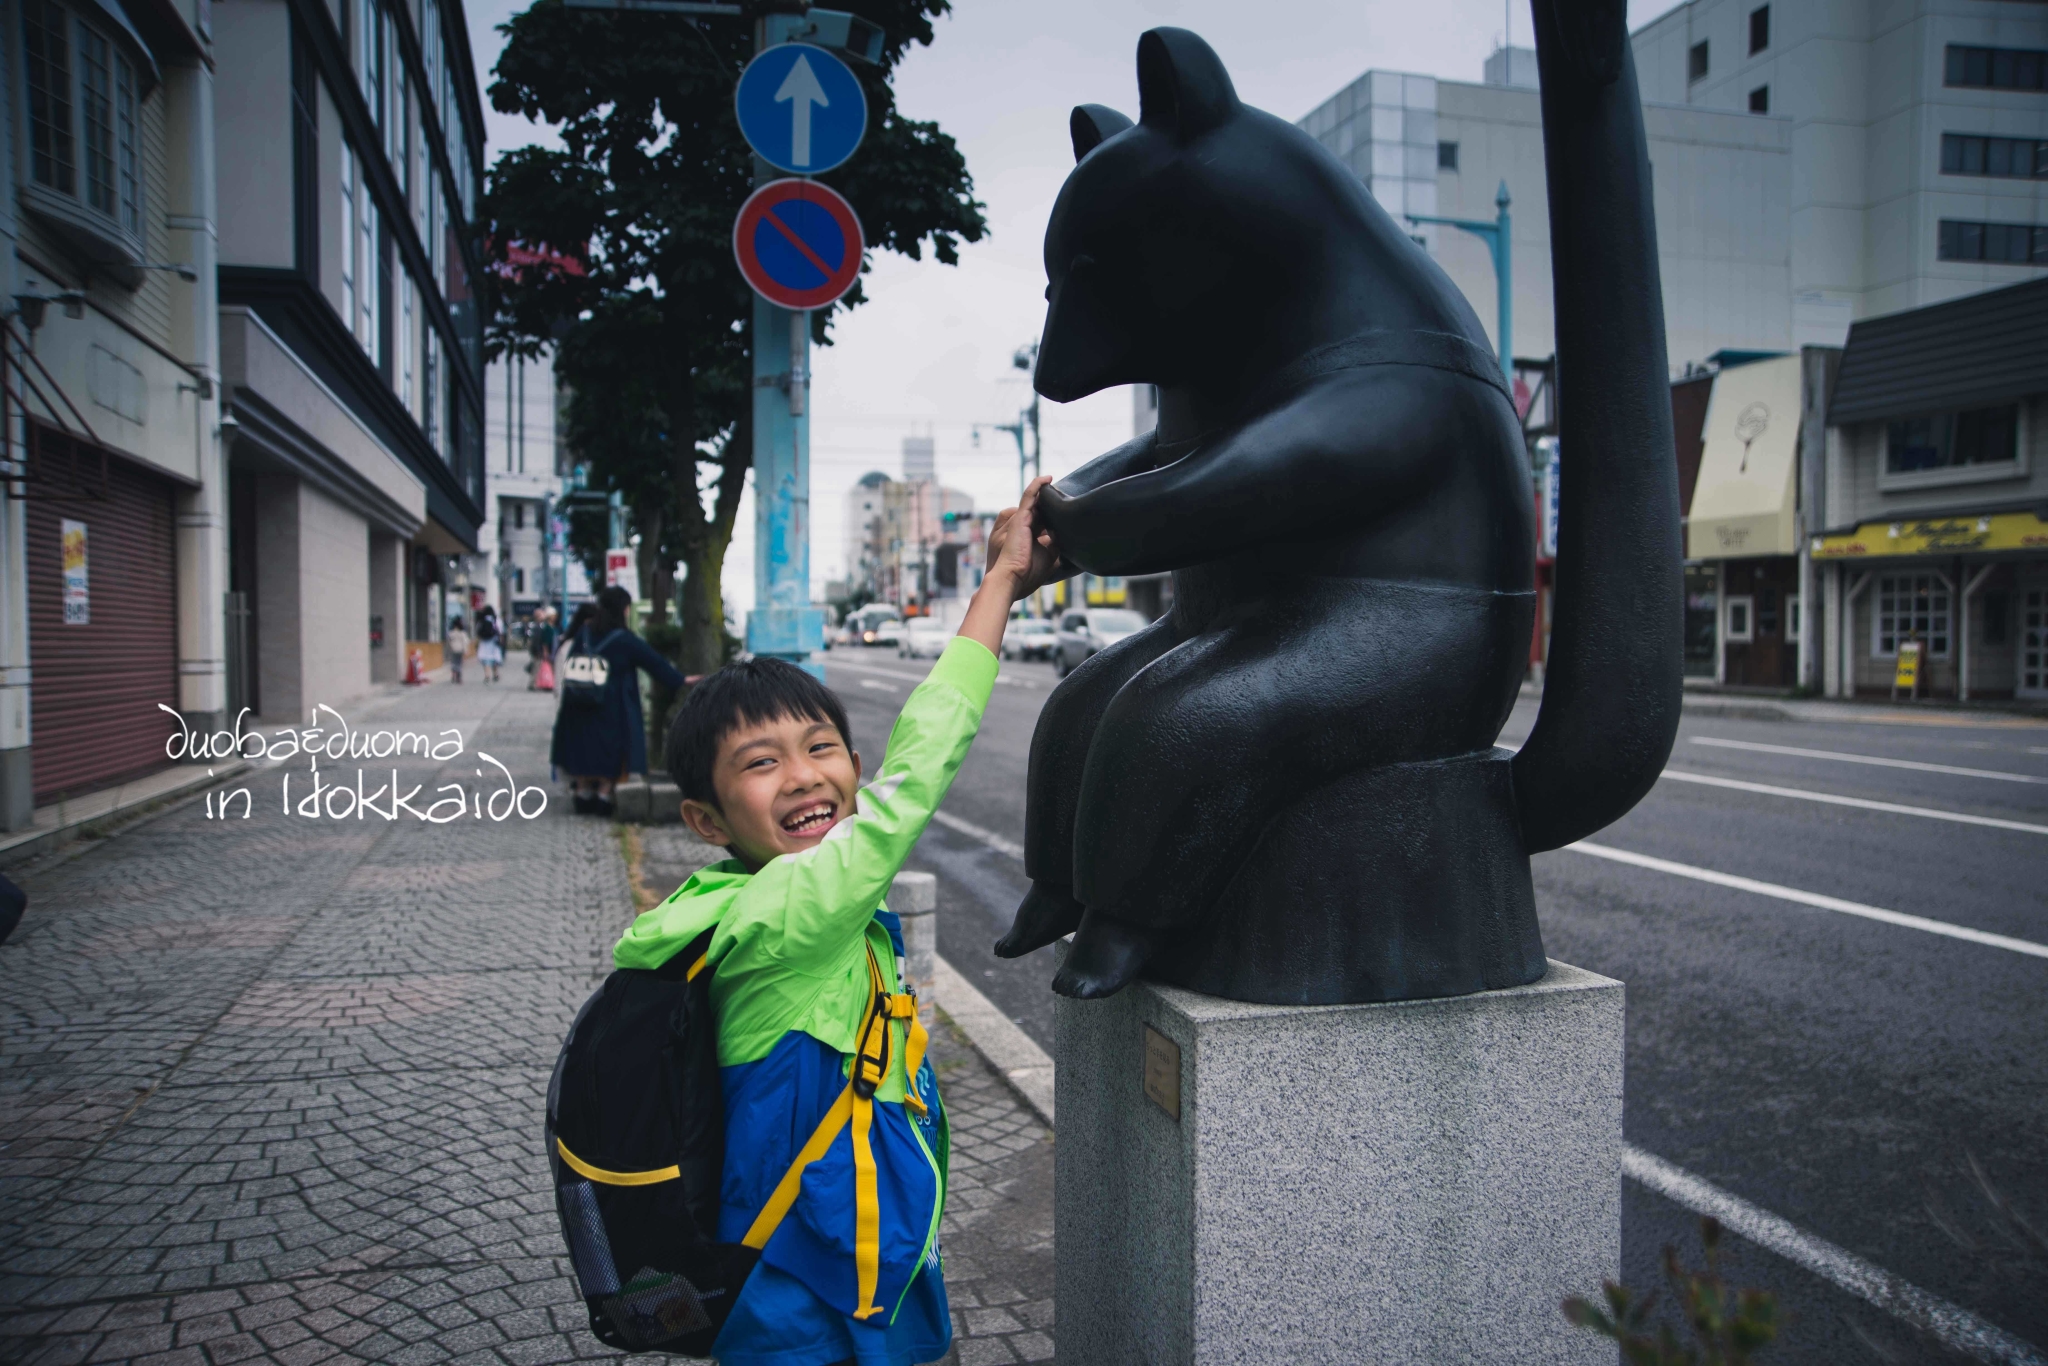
[735,44,867,176]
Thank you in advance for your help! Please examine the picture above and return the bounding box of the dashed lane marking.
[858,678,901,692]
[1660,769,2048,836]
[1569,841,2048,960]
[1693,737,2048,785]
[930,808,1026,860]
[1624,1145,2048,1366]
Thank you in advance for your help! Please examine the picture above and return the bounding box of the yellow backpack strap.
[740,942,931,1319]
[740,1085,854,1250]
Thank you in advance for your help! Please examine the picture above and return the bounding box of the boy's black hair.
[667,657,853,807]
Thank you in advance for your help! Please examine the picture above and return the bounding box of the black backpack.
[559,629,623,713]
[545,930,757,1355]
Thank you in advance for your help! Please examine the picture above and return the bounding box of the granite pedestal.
[1054,959,1624,1365]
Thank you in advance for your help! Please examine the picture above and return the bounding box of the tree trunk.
[673,412,752,679]
[635,501,671,628]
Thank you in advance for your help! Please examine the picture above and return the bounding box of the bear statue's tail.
[1511,0,1683,855]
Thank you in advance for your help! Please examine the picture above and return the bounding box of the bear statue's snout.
[1035,255,1138,403]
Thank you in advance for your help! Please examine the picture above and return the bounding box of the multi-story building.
[482,347,562,625]
[1,0,224,820]
[841,441,974,613]
[1299,0,2045,694]
[214,0,486,708]
[0,0,487,824]
[1812,275,2046,702]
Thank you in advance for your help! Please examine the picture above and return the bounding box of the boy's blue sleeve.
[715,638,998,978]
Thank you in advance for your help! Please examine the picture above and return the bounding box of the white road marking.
[929,808,1025,860]
[1692,737,2047,785]
[857,678,900,693]
[1660,769,2048,836]
[1623,1145,2048,1366]
[1569,841,2048,960]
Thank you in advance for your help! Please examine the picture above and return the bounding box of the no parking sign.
[732,178,865,309]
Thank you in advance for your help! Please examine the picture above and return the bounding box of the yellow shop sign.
[1811,511,2048,560]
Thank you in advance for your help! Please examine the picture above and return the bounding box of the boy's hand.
[986,477,1064,603]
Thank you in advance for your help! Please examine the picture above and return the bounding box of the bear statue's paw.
[1051,910,1161,999]
[995,881,1088,959]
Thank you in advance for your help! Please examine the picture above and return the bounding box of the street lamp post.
[1408,179,1513,382]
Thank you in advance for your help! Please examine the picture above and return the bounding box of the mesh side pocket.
[602,1267,714,1349]
[559,1180,621,1299]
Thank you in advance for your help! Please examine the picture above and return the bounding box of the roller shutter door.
[26,425,180,803]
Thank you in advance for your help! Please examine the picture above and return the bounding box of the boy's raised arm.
[721,486,1062,973]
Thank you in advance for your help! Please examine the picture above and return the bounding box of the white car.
[1002,618,1058,662]
[1054,608,1148,676]
[899,618,953,659]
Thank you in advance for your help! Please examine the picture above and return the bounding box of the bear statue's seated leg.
[996,616,1183,958]
[1050,908,1165,999]
[1057,578,1531,998]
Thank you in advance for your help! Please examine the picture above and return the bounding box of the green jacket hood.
[614,858,750,971]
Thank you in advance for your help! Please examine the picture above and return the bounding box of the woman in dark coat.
[550,587,685,816]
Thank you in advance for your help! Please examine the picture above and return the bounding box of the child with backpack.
[560,481,1061,1365]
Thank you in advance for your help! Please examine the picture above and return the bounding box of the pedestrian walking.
[476,605,504,683]
[549,587,683,816]
[446,617,470,684]
[528,607,559,691]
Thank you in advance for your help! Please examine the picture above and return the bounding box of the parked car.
[900,618,953,660]
[1054,608,1148,676]
[1003,618,1058,662]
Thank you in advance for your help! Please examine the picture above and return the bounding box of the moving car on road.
[899,618,953,660]
[848,604,904,649]
[1054,608,1147,676]
[1003,618,1058,662]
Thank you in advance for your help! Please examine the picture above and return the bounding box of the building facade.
[840,440,975,615]
[481,347,562,626]
[214,0,486,710]
[1812,275,2047,701]
[0,0,486,824]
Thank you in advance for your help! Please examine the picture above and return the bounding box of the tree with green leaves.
[484,0,986,675]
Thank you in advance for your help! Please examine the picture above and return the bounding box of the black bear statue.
[997,3,1682,1006]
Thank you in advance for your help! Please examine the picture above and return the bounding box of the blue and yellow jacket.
[612,638,996,1331]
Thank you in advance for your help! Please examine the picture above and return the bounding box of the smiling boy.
[611,481,1060,1366]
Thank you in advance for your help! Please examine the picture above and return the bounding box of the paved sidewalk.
[0,682,1056,1364]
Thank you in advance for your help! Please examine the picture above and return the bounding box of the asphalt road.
[823,645,2048,1365]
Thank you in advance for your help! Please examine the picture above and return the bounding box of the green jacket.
[611,636,997,1321]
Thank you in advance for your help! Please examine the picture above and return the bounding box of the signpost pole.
[746,9,825,676]
[1407,179,1512,380]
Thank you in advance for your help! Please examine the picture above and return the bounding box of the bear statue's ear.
[1135,28,1240,142]
[1070,104,1135,163]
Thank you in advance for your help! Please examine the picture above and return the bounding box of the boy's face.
[680,713,862,869]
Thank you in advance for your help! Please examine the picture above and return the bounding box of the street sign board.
[735,44,866,175]
[733,179,865,309]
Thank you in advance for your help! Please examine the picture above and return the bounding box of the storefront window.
[1874,573,1951,658]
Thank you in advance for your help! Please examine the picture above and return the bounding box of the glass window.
[1748,85,1768,114]
[1939,134,2048,180]
[1885,406,2019,473]
[356,0,383,131]
[398,273,416,412]
[115,54,138,233]
[78,27,114,216]
[340,142,357,331]
[1688,40,1709,82]
[1748,5,1768,55]
[1875,575,1950,659]
[23,0,76,194]
[1937,220,2048,265]
[1945,45,2048,92]
[1437,140,1458,171]
[1724,595,1753,643]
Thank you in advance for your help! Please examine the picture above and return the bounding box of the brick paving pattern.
[1,685,1056,1364]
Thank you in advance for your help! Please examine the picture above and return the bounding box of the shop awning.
[1686,355,1803,561]
[1812,511,2048,561]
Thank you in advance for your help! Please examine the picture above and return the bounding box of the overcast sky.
[464,0,1679,613]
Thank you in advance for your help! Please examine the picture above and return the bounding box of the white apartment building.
[481,347,563,624]
[1301,0,2046,372]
